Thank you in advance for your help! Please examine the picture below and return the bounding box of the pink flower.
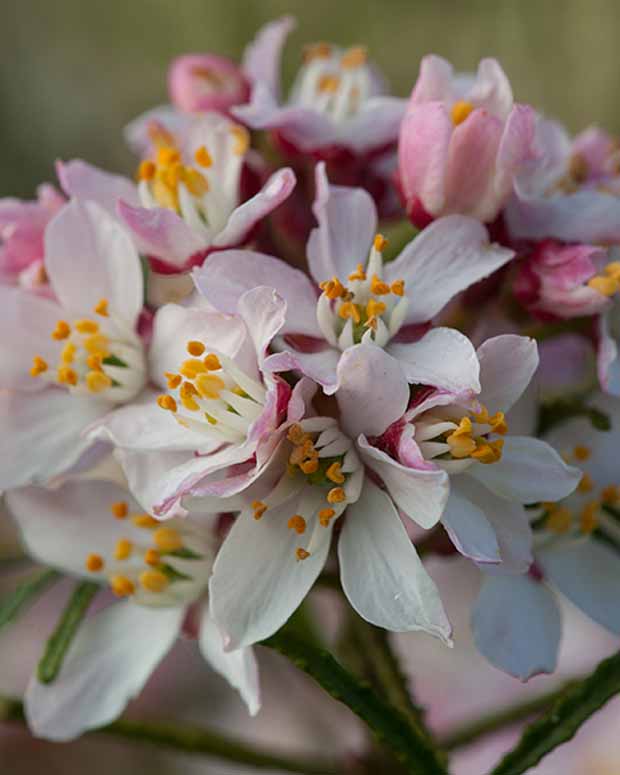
[514,239,617,320]
[398,55,536,225]
[0,184,64,291]
[168,53,250,114]
[232,17,406,156]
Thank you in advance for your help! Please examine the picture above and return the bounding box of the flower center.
[85,501,212,607]
[157,340,267,443]
[251,419,362,561]
[451,100,474,126]
[292,43,373,122]
[587,261,620,297]
[317,234,407,350]
[30,298,146,404]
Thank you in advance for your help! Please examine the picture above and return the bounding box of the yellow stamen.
[288,515,307,534]
[604,261,620,280]
[60,342,76,364]
[85,553,104,572]
[574,445,591,461]
[230,124,250,155]
[296,548,311,561]
[472,406,490,425]
[338,301,361,324]
[111,575,135,597]
[114,539,133,561]
[51,320,71,340]
[74,319,99,335]
[86,370,112,393]
[86,353,103,371]
[132,514,159,529]
[93,298,109,317]
[545,506,572,534]
[287,424,308,445]
[111,501,128,519]
[30,355,48,377]
[348,263,367,282]
[179,358,208,378]
[370,275,391,295]
[580,501,599,534]
[320,277,346,300]
[144,548,161,566]
[446,417,476,459]
[317,74,340,93]
[326,462,345,484]
[489,411,508,435]
[303,42,332,62]
[83,333,110,356]
[183,167,209,197]
[577,473,594,494]
[194,372,226,399]
[602,485,620,504]
[451,100,474,126]
[327,487,346,504]
[157,146,181,166]
[138,160,156,181]
[139,569,169,593]
[588,274,619,296]
[471,438,504,464]
[341,45,367,69]
[366,298,386,319]
[180,381,200,411]
[390,279,405,296]
[57,366,78,386]
[373,234,388,252]
[165,372,182,389]
[157,394,178,413]
[187,340,205,356]
[252,500,267,520]
[318,507,336,527]
[204,353,222,371]
[300,458,320,474]
[194,145,213,168]
[153,527,183,552]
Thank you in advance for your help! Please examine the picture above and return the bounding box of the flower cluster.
[2,15,619,747]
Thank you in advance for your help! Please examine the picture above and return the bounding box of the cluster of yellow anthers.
[588,261,620,297]
[320,235,405,331]
[251,423,346,562]
[85,501,187,597]
[30,298,115,394]
[303,43,368,95]
[445,405,507,464]
[156,341,226,416]
[137,125,249,213]
[546,444,620,535]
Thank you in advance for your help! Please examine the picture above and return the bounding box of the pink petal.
[56,160,139,217]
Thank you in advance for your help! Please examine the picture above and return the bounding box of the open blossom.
[0,199,151,489]
[195,163,515,393]
[473,392,620,680]
[232,17,406,156]
[57,112,295,300]
[0,184,64,291]
[514,239,620,320]
[505,118,620,243]
[398,55,536,226]
[6,476,259,740]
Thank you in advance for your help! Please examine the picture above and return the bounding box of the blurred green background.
[1,0,620,198]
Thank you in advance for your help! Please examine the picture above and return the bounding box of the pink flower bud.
[168,54,250,114]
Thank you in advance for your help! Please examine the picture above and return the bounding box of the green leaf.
[262,627,448,775]
[37,581,99,684]
[490,651,620,775]
[0,569,60,632]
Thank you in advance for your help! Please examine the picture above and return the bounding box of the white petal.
[472,574,560,680]
[199,610,260,716]
[440,488,500,563]
[25,602,182,741]
[476,335,539,413]
[338,481,451,641]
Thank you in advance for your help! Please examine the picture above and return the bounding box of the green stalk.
[0,569,60,632]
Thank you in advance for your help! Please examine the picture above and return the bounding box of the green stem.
[0,569,60,632]
[37,581,99,684]
[262,628,448,775]
[439,680,578,752]
[490,651,620,775]
[0,697,340,775]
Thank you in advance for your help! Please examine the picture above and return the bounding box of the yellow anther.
[327,487,346,504]
[338,301,361,324]
[373,234,388,252]
[252,500,267,520]
[111,501,128,519]
[144,548,161,566]
[446,417,477,458]
[288,515,307,534]
[303,42,332,62]
[341,45,367,69]
[194,145,213,168]
[300,458,320,474]
[489,412,508,435]
[165,372,182,389]
[326,462,345,484]
[580,501,599,534]
[114,539,133,561]
[370,274,391,295]
[153,527,183,552]
[289,445,307,466]
[320,276,346,300]
[148,122,175,148]
[93,298,109,317]
[472,406,490,425]
[366,298,387,319]
[568,153,589,183]
[577,473,594,493]
[545,506,572,534]
[390,279,405,296]
[471,438,504,464]
[574,445,591,461]
[604,261,620,280]
[111,575,135,597]
[230,124,250,155]
[203,353,222,371]
[86,370,112,393]
[318,507,336,527]
[30,355,48,377]
[139,569,170,593]
[348,263,367,282]
[296,548,311,561]
[138,160,156,181]
[588,274,619,296]
[87,353,103,371]
[132,514,159,529]
[602,485,620,504]
[51,320,71,340]
[451,100,474,126]
[194,372,226,399]
[287,424,308,445]
[318,74,341,94]
[183,167,209,197]
[74,319,99,335]
[179,358,208,378]
[157,394,178,413]
[83,333,110,357]
[187,340,205,356]
[57,366,78,386]
[157,146,181,166]
[85,553,104,572]
[179,383,200,412]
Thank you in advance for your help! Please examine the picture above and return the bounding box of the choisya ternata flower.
[7,477,259,741]
[195,162,515,393]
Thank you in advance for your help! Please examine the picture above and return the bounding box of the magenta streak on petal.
[282,333,330,353]
[149,247,210,275]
